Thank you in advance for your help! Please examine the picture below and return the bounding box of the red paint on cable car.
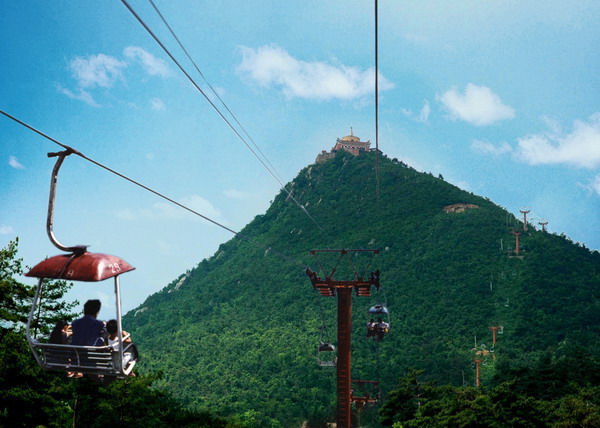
[25,253,135,282]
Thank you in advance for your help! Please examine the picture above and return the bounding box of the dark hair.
[83,299,101,316]
[49,320,68,344]
[106,319,118,335]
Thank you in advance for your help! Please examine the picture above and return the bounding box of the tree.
[0,238,78,334]
[380,369,430,426]
[0,238,32,325]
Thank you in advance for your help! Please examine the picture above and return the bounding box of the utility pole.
[520,209,530,232]
[306,249,380,428]
[511,230,522,256]
[538,220,548,232]
[488,326,500,346]
[474,359,483,388]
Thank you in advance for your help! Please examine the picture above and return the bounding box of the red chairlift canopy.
[25,252,135,282]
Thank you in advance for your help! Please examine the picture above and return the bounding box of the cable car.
[367,304,390,341]
[316,324,336,367]
[317,341,337,367]
[24,149,137,379]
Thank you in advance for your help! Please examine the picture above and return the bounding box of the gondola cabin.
[317,341,337,367]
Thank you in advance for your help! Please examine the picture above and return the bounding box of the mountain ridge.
[124,150,600,426]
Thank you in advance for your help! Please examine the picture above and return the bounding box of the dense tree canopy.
[124,152,600,426]
[3,152,599,426]
[380,349,600,427]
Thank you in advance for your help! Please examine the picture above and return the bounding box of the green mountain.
[124,150,600,426]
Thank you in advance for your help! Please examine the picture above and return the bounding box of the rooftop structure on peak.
[316,128,372,163]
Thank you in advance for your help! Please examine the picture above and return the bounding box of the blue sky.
[2,0,600,315]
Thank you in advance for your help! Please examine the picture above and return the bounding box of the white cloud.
[156,239,172,255]
[452,180,472,192]
[516,113,600,168]
[580,175,600,196]
[153,195,222,221]
[115,208,137,221]
[471,139,512,156]
[8,156,25,169]
[223,189,252,200]
[401,100,431,124]
[237,44,394,101]
[59,47,169,106]
[69,53,126,88]
[55,84,100,107]
[124,46,170,77]
[150,98,165,111]
[95,290,115,312]
[117,195,224,223]
[0,225,15,234]
[438,83,515,126]
[418,100,431,123]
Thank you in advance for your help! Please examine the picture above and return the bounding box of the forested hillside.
[125,151,600,426]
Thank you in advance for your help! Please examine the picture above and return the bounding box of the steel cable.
[0,110,306,269]
[120,0,324,231]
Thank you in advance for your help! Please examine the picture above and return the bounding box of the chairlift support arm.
[46,149,87,254]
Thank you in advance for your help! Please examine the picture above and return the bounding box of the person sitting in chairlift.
[71,299,105,346]
[366,318,377,340]
[49,320,72,345]
[106,319,138,375]
[376,317,389,341]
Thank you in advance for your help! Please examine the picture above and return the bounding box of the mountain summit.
[125,149,600,426]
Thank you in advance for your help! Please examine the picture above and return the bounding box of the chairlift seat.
[25,152,137,380]
[26,252,136,377]
[31,341,135,377]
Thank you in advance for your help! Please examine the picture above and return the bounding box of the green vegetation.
[124,151,600,426]
[3,152,598,426]
[380,347,600,427]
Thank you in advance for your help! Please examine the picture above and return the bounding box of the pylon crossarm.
[312,253,329,279]
[308,249,379,282]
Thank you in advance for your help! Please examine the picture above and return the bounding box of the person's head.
[49,320,68,343]
[83,299,101,317]
[370,319,374,323]
[52,320,68,332]
[106,319,118,337]
[377,318,383,323]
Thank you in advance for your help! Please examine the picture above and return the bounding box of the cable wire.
[0,110,306,269]
[374,0,380,207]
[147,0,288,187]
[119,0,324,231]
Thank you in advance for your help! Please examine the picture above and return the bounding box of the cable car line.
[147,0,287,188]
[119,0,324,232]
[0,110,306,269]
[374,0,380,208]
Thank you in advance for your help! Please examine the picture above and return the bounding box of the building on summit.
[316,128,373,163]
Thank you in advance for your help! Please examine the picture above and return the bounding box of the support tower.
[306,249,380,428]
